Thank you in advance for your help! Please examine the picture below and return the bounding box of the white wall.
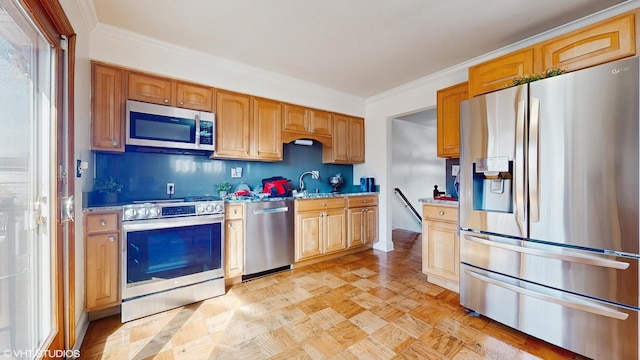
[391,116,445,233]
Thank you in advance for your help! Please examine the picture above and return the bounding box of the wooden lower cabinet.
[224,204,244,280]
[421,203,459,293]
[85,211,120,311]
[295,197,347,262]
[347,195,378,247]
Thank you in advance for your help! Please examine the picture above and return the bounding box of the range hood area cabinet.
[282,104,333,146]
[322,114,365,164]
[210,90,283,161]
[128,71,214,112]
[468,11,636,97]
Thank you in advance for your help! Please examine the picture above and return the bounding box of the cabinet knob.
[228,223,232,228]
[245,151,249,155]
[179,101,184,105]
[322,203,326,206]
[362,200,367,203]
[233,210,237,215]
[108,236,114,242]
[164,99,169,103]
[312,129,317,133]
[100,220,106,226]
[439,211,445,215]
[110,140,118,146]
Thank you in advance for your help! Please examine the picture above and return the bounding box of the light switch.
[452,165,460,176]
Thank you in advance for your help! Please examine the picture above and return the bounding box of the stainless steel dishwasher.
[243,199,294,280]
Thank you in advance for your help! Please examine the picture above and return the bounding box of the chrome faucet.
[299,170,319,192]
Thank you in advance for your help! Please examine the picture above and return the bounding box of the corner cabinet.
[224,204,244,281]
[85,211,121,311]
[323,114,364,164]
[294,197,347,262]
[91,62,125,152]
[347,195,378,247]
[436,82,468,158]
[422,203,459,293]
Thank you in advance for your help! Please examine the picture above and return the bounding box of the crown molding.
[73,0,97,32]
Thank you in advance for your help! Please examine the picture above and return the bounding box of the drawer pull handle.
[439,211,444,215]
[322,203,326,206]
[100,220,107,226]
[108,236,114,242]
[362,200,367,203]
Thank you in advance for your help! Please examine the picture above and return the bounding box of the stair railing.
[394,188,421,225]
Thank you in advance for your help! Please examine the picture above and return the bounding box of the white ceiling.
[91,0,629,98]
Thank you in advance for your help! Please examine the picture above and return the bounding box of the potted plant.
[94,177,123,204]
[215,181,232,198]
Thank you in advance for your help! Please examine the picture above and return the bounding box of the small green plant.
[94,177,123,194]
[215,181,232,192]
[507,67,566,87]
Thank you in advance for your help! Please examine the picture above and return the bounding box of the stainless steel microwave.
[126,100,216,152]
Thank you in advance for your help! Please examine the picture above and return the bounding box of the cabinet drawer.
[346,195,378,208]
[86,212,119,233]
[296,197,346,212]
[225,204,244,220]
[423,205,458,223]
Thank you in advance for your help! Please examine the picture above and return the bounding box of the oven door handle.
[123,214,224,232]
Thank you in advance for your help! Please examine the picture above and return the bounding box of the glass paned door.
[0,1,54,357]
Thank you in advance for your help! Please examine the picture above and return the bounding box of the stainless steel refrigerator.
[459,56,639,360]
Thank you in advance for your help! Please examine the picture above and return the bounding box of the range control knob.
[214,204,223,213]
[137,207,149,218]
[206,204,214,213]
[124,208,136,220]
[148,207,161,218]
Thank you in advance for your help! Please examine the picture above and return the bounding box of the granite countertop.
[226,191,379,204]
[418,197,459,206]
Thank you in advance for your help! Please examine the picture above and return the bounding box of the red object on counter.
[235,189,251,196]
[434,195,456,201]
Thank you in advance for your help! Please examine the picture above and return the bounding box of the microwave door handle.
[195,114,200,146]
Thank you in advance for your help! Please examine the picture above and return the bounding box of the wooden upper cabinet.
[213,90,251,158]
[175,82,214,112]
[323,114,364,164]
[468,48,534,97]
[283,104,308,132]
[309,109,332,136]
[437,82,468,158]
[535,13,635,73]
[128,72,214,112]
[91,62,125,152]
[128,72,173,106]
[252,98,283,161]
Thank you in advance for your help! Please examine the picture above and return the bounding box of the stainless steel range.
[121,196,225,322]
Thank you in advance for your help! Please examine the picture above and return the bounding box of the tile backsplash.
[445,158,460,199]
[90,142,353,205]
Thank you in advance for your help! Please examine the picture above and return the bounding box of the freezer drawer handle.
[465,269,629,320]
[253,207,289,215]
[465,234,630,270]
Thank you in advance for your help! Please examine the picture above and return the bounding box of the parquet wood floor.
[79,230,587,359]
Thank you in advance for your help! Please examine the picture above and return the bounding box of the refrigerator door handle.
[464,234,630,270]
[529,98,540,223]
[464,269,629,320]
[515,98,526,235]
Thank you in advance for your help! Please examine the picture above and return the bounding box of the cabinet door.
[252,98,282,160]
[537,13,635,73]
[324,209,347,254]
[283,104,308,133]
[128,72,173,106]
[309,109,333,136]
[214,90,251,158]
[468,48,534,97]
[437,82,468,158]
[329,114,350,162]
[364,207,378,244]
[85,233,119,310]
[348,208,364,248]
[176,82,214,112]
[348,117,365,163]
[225,218,244,278]
[295,211,323,261]
[91,63,125,152]
[422,220,459,282]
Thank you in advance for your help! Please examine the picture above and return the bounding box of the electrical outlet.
[452,165,460,176]
[167,182,175,195]
[231,167,243,178]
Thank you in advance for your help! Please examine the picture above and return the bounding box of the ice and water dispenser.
[472,156,513,213]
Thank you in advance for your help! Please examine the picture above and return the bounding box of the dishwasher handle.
[253,206,289,215]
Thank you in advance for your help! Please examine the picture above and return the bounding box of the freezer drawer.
[460,231,638,308]
[461,264,638,360]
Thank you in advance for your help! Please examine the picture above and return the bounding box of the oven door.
[122,214,224,300]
